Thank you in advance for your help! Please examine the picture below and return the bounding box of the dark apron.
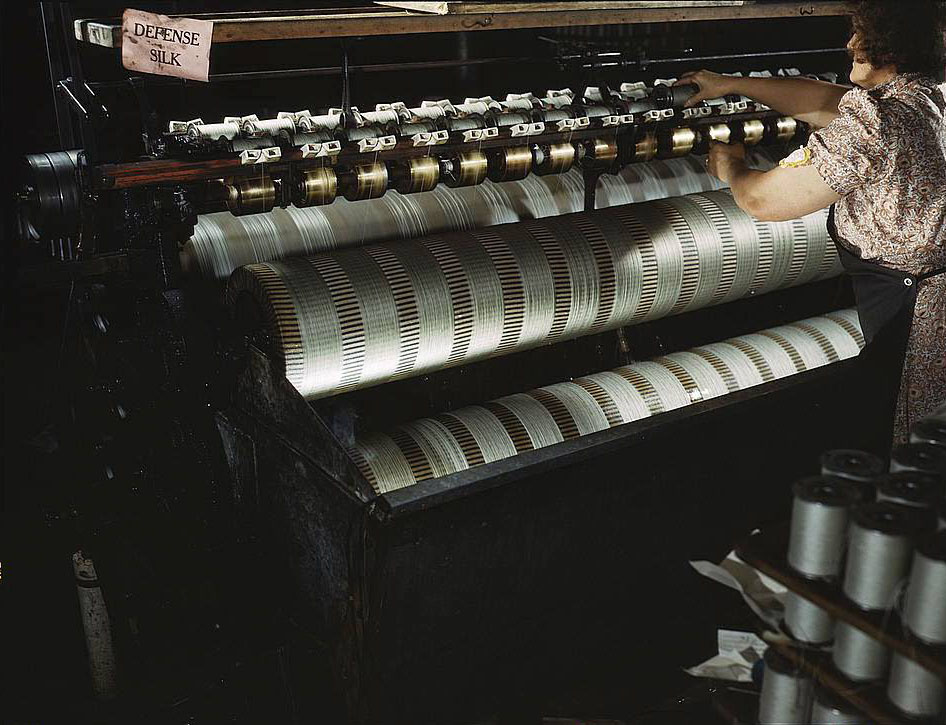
[827,204,946,441]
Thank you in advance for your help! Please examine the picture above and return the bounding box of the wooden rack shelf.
[734,525,946,681]
[74,2,850,48]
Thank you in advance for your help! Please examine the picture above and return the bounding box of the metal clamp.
[239,147,282,165]
[601,115,621,127]
[300,141,342,158]
[573,117,591,129]
[482,127,499,139]
[555,118,577,132]
[277,110,312,126]
[462,129,485,143]
[618,114,635,125]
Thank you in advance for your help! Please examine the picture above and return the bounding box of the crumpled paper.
[689,549,786,628]
[684,629,768,683]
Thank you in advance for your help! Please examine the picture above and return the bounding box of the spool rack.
[734,524,946,725]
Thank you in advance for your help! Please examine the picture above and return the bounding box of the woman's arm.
[676,70,849,129]
[707,143,841,221]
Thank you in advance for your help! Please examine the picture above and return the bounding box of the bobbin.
[887,653,946,719]
[889,443,946,477]
[758,648,814,725]
[810,686,865,724]
[787,476,857,580]
[820,449,885,484]
[911,417,946,448]
[832,621,889,682]
[843,503,920,611]
[784,591,834,645]
[876,472,941,510]
[903,531,946,644]
[486,146,533,182]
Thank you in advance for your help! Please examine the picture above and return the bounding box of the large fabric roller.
[185,157,726,279]
[228,190,841,400]
[352,310,865,493]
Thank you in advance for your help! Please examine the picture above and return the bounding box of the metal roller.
[582,138,619,170]
[21,150,81,240]
[442,151,489,188]
[227,191,843,402]
[294,167,338,207]
[390,157,441,195]
[349,311,863,493]
[774,116,799,142]
[231,135,276,153]
[339,163,389,201]
[226,177,276,216]
[741,119,766,146]
[630,132,658,163]
[487,146,533,182]
[704,123,732,144]
[659,127,698,158]
[532,142,577,176]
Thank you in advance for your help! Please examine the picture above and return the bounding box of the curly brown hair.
[850,0,946,79]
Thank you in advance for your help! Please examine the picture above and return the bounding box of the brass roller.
[487,146,533,183]
[390,156,441,195]
[533,142,577,176]
[226,176,276,216]
[775,116,799,142]
[741,119,766,146]
[340,163,389,202]
[662,127,697,158]
[631,132,658,163]
[705,123,732,144]
[294,167,338,207]
[582,138,619,170]
[442,151,489,188]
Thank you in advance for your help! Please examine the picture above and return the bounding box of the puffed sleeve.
[806,88,896,195]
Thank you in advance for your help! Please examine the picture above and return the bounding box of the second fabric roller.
[228,190,841,400]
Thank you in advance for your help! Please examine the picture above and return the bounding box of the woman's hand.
[675,70,736,107]
[706,142,747,184]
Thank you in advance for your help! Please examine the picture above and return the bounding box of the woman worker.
[677,0,945,443]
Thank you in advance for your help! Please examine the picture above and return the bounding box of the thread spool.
[774,116,799,142]
[533,142,576,176]
[704,123,732,144]
[226,177,276,216]
[843,503,918,611]
[787,476,857,579]
[903,531,946,644]
[190,121,241,140]
[653,82,698,110]
[244,117,295,137]
[820,449,885,484]
[582,138,618,170]
[911,418,946,448]
[441,151,488,187]
[938,498,946,531]
[758,648,814,724]
[294,168,338,207]
[231,135,276,153]
[741,119,766,146]
[876,472,941,510]
[660,127,697,158]
[390,157,440,195]
[832,621,890,681]
[810,686,865,724]
[890,443,946,476]
[487,146,533,182]
[631,132,658,163]
[887,653,946,719]
[784,591,834,645]
[340,163,388,202]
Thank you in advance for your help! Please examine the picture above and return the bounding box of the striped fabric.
[228,190,841,400]
[352,310,865,493]
[186,157,726,279]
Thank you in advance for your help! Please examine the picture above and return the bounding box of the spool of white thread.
[784,591,834,645]
[787,477,857,579]
[832,621,889,682]
[890,443,946,477]
[911,417,946,448]
[758,648,814,725]
[820,449,885,483]
[843,503,918,611]
[887,653,946,719]
[810,686,866,724]
[902,531,946,644]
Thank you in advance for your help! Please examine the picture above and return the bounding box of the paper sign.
[121,9,213,82]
